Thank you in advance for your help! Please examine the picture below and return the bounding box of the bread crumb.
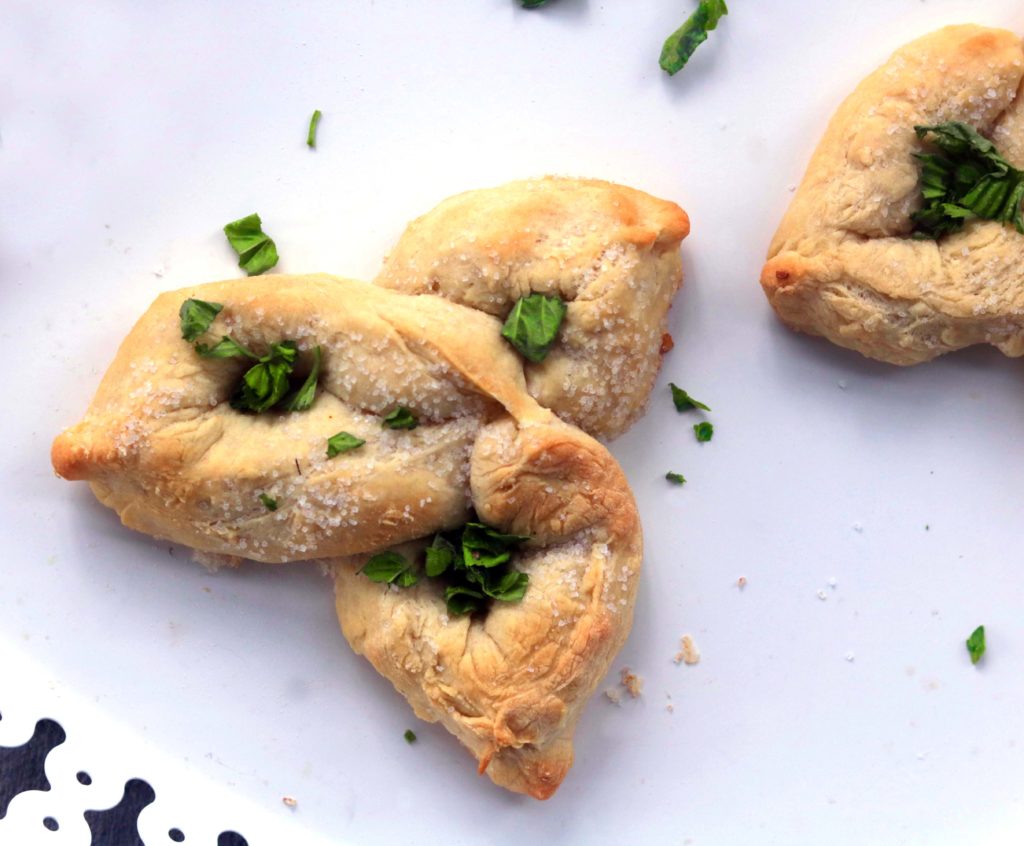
[816,589,828,601]
[736,576,747,589]
[604,687,623,705]
[620,667,643,698]
[191,550,244,571]
[674,635,700,665]
[659,333,675,354]
[282,796,297,808]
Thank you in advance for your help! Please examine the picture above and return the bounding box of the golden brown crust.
[761,26,1024,365]
[376,177,689,438]
[333,416,641,799]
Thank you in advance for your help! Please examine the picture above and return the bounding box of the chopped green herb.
[383,406,418,430]
[307,109,322,148]
[660,0,729,77]
[361,551,416,585]
[666,472,686,485]
[425,534,456,577]
[258,493,278,511]
[403,729,417,744]
[282,346,322,412]
[231,341,299,413]
[179,298,223,342]
[473,568,529,602]
[912,122,1024,238]
[444,584,486,616]
[195,335,258,359]
[360,520,530,616]
[693,421,714,442]
[501,293,567,363]
[966,625,986,665]
[326,430,366,457]
[669,383,711,412]
[461,522,529,569]
[223,213,279,275]
[520,0,552,6]
[394,569,420,588]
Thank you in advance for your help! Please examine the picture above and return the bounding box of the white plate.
[3,1,1024,843]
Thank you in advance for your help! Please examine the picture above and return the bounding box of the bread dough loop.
[377,177,689,438]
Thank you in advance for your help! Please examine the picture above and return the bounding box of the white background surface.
[3,1,1024,844]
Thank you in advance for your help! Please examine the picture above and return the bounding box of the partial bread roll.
[51,275,543,562]
[333,415,641,799]
[376,177,690,438]
[761,26,1024,365]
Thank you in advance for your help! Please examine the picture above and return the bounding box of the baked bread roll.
[376,177,689,438]
[52,273,644,797]
[333,415,640,799]
[761,26,1024,365]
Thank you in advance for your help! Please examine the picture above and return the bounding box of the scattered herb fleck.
[666,472,686,485]
[383,406,419,430]
[693,421,714,442]
[966,625,986,665]
[669,383,710,412]
[307,109,322,148]
[259,493,278,511]
[223,213,279,275]
[501,293,567,363]
[195,335,257,359]
[660,0,729,77]
[179,298,223,342]
[403,729,417,744]
[282,346,322,411]
[361,551,419,586]
[327,431,366,457]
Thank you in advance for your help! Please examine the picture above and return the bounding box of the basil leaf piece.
[231,342,298,413]
[307,109,322,148]
[361,551,412,584]
[912,123,1024,237]
[476,568,529,602]
[223,213,280,275]
[383,406,418,430]
[282,346,322,412]
[500,293,567,363]
[403,729,417,744]
[395,569,420,588]
[669,383,711,412]
[179,298,223,342]
[326,431,366,458]
[693,421,714,442]
[659,0,729,77]
[666,472,686,485]
[966,625,986,665]
[444,584,485,616]
[425,534,456,577]
[462,522,529,569]
[258,493,278,511]
[195,335,258,359]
